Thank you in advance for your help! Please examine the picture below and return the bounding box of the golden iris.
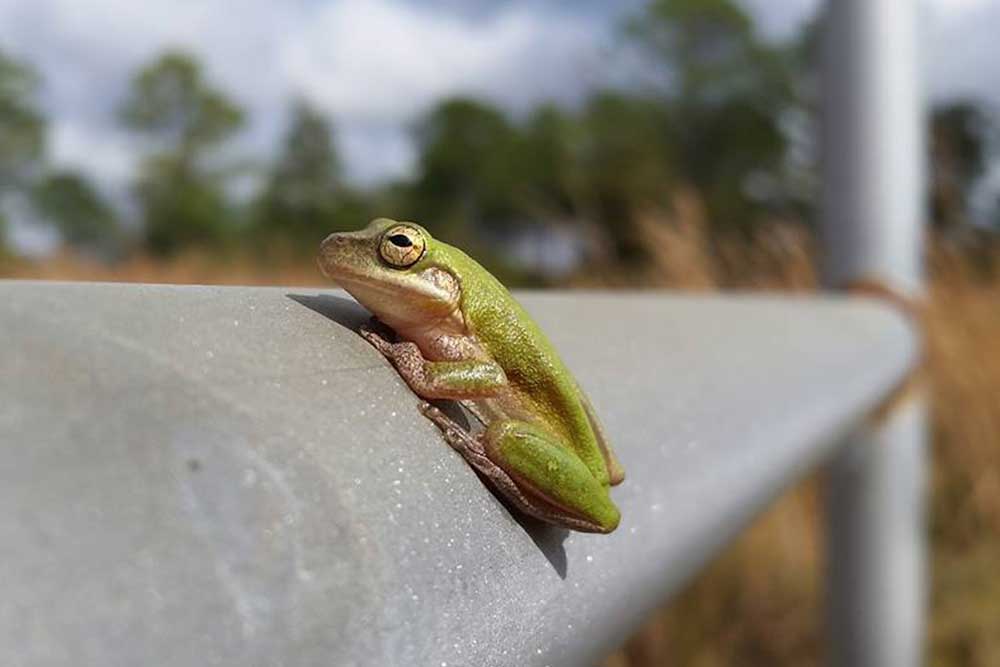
[379,225,426,268]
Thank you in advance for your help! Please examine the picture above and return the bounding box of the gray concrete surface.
[0,282,917,667]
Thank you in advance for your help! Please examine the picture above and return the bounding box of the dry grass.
[924,247,1000,667]
[3,218,999,666]
[0,249,327,287]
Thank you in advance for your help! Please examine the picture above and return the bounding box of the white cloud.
[0,0,598,191]
[281,1,594,123]
[337,122,418,185]
[735,0,821,40]
[936,0,995,11]
[927,1,1000,106]
[49,119,137,190]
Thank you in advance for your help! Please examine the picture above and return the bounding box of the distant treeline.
[0,0,996,274]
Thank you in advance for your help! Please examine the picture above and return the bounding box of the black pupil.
[388,234,413,248]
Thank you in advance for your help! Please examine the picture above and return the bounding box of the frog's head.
[318,218,461,332]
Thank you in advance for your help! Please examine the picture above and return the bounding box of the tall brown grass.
[3,215,998,666]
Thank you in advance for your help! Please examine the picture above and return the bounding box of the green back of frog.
[424,240,610,486]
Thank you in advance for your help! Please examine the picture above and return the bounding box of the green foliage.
[120,51,245,255]
[134,154,236,254]
[407,94,679,260]
[0,210,7,256]
[395,0,803,265]
[517,105,581,217]
[628,0,798,234]
[253,101,366,248]
[931,102,995,231]
[32,170,120,253]
[0,49,46,254]
[628,0,792,107]
[410,98,524,236]
[575,94,676,257]
[120,52,243,154]
[0,49,45,191]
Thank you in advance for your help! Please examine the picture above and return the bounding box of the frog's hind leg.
[482,421,621,534]
[421,404,620,533]
[419,403,584,529]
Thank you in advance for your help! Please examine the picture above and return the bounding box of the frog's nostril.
[321,234,344,251]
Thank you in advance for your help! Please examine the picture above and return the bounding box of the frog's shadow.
[287,292,371,334]
[286,292,571,578]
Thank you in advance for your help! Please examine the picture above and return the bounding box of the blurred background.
[1,0,998,664]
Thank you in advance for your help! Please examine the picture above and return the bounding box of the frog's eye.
[379,225,426,268]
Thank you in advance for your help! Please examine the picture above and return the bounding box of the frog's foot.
[419,403,482,453]
[358,320,397,355]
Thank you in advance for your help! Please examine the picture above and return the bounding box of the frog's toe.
[359,325,392,352]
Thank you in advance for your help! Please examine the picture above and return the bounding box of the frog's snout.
[319,230,373,283]
[320,232,349,255]
[318,233,348,274]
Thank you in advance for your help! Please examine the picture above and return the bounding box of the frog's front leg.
[360,324,506,400]
[421,405,620,534]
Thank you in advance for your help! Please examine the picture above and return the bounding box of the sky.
[1,0,998,201]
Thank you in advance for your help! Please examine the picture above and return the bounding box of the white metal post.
[821,0,927,665]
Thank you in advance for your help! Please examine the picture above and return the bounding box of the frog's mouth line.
[316,250,368,285]
[321,268,404,299]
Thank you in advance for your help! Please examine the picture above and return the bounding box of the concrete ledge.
[0,281,917,666]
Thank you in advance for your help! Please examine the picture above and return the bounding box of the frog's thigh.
[420,404,580,528]
[483,421,621,533]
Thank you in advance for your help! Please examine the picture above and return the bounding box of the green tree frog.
[318,218,624,533]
